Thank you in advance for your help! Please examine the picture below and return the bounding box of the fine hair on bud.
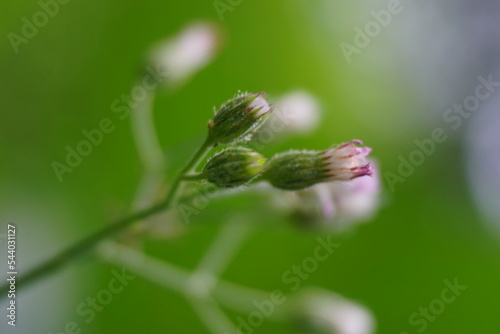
[263,141,373,191]
[202,147,267,188]
[208,92,273,144]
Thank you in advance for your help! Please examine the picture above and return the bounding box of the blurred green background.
[1,0,499,333]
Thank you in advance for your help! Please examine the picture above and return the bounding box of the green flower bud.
[208,92,273,144]
[263,150,328,191]
[202,147,267,188]
[263,141,374,191]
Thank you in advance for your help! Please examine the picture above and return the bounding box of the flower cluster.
[199,93,376,196]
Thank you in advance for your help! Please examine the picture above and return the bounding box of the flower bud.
[149,22,222,84]
[285,161,380,231]
[202,147,266,188]
[264,141,373,191]
[292,288,376,334]
[273,90,320,134]
[208,92,273,144]
[317,162,380,224]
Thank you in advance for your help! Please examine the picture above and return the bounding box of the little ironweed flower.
[208,92,273,144]
[287,162,380,231]
[202,147,266,188]
[316,163,380,223]
[263,140,373,191]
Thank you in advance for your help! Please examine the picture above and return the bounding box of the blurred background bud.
[466,95,500,236]
[148,21,222,85]
[291,288,376,334]
[260,90,321,137]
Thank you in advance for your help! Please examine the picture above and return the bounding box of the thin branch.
[99,241,188,294]
[213,280,288,320]
[98,242,288,321]
[128,87,168,241]
[196,218,253,278]
[130,90,166,172]
[0,136,214,298]
[188,297,237,334]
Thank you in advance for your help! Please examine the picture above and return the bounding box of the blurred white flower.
[466,94,500,235]
[293,288,376,334]
[259,90,320,137]
[149,22,222,84]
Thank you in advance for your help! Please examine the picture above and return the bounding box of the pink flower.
[283,160,380,231]
[322,140,374,181]
[248,93,273,117]
[316,163,380,227]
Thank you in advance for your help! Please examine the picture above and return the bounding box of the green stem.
[195,218,252,277]
[0,136,214,298]
[99,242,287,320]
[130,89,165,172]
[188,297,238,334]
[163,136,213,206]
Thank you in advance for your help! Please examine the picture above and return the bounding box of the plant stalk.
[0,136,214,298]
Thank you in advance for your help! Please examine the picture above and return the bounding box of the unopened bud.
[202,147,266,188]
[208,92,273,144]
